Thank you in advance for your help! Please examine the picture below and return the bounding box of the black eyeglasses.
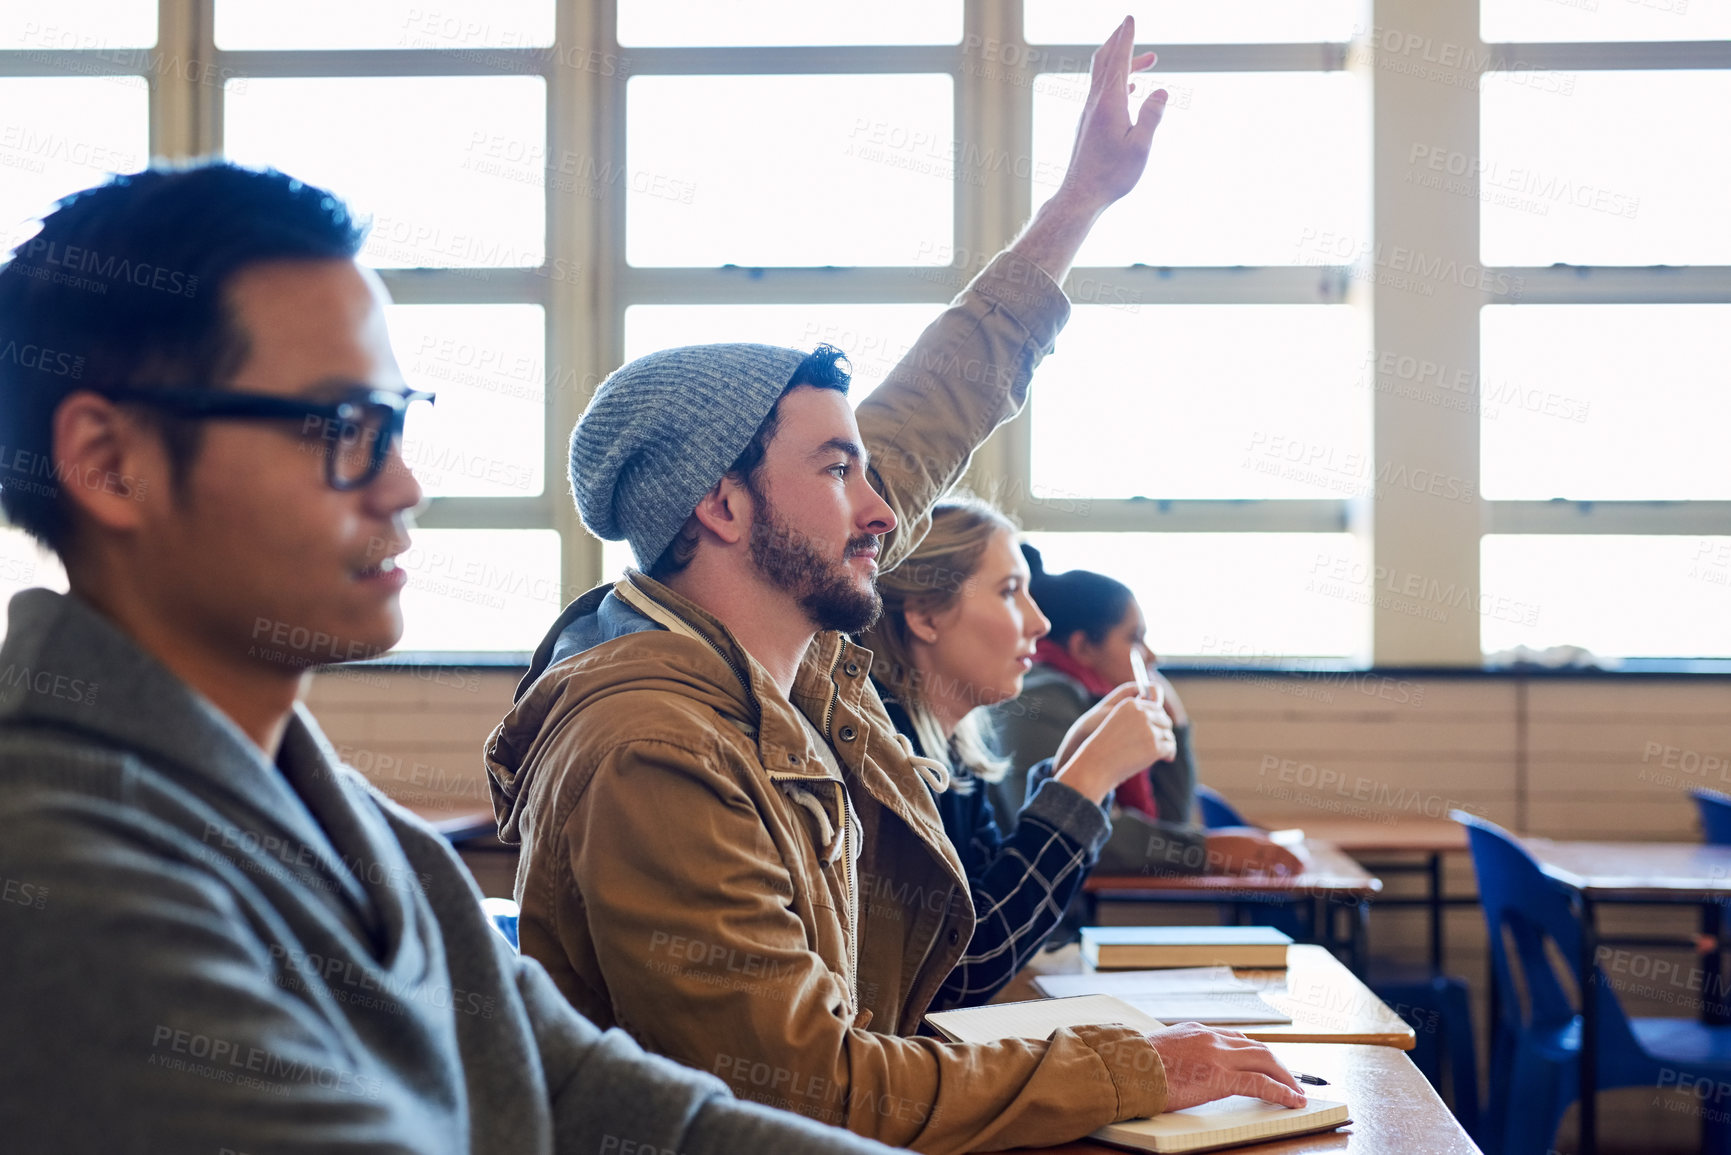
[88,384,436,491]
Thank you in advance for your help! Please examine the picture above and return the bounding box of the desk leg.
[1429,851,1444,974]
[1704,902,1726,1025]
[1579,892,1598,1155]
[1704,902,1730,1155]
[1353,897,1369,976]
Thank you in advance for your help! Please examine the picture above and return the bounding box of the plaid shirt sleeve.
[929,770,1111,1011]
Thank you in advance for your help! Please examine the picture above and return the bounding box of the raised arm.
[1010,15,1167,284]
[862,18,1167,571]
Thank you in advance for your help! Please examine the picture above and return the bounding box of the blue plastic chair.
[1695,788,1731,846]
[1456,810,1731,1154]
[1187,785,1317,943]
[482,896,520,951]
[1195,784,1249,828]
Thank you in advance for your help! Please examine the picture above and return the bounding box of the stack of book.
[1080,925,1292,971]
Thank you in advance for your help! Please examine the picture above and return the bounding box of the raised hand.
[1057,15,1167,213]
[1010,16,1170,284]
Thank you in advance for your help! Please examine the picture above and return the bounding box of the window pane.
[1483,0,1731,42]
[0,78,149,253]
[627,74,952,267]
[389,305,545,498]
[224,77,546,269]
[1481,304,1731,501]
[1025,1,1359,44]
[1032,72,1367,267]
[1482,535,1731,659]
[2,1,155,49]
[1480,71,1731,266]
[1030,305,1368,500]
[394,529,561,652]
[619,0,960,46]
[624,303,943,405]
[1021,532,1368,659]
[218,0,553,49]
[601,536,636,581]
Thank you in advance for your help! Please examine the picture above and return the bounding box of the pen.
[1293,1072,1329,1086]
[1128,648,1164,709]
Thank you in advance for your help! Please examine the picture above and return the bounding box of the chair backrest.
[1693,788,1731,845]
[1452,810,1637,1050]
[1196,784,1248,828]
[481,896,520,951]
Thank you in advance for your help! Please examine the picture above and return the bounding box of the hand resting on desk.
[1202,829,1308,877]
[1150,1022,1310,1110]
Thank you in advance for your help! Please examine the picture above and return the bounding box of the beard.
[748,483,882,635]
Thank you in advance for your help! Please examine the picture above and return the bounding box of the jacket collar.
[598,573,859,783]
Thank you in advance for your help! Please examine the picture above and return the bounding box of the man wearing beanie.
[486,20,1304,1155]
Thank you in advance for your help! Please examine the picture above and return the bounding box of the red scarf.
[1031,640,1162,821]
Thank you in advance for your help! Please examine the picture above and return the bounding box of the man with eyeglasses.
[0,164,889,1152]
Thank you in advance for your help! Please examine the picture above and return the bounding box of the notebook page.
[1035,967,1251,998]
[1123,993,1292,1026]
[925,994,1167,1044]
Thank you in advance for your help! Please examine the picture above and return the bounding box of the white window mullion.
[1367,0,1484,665]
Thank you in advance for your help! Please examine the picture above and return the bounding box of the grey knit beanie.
[569,343,810,569]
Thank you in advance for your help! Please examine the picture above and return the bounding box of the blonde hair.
[864,494,1018,786]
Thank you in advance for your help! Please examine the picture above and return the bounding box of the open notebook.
[1033,967,1292,1026]
[1093,1096,1352,1154]
[925,994,1349,1154]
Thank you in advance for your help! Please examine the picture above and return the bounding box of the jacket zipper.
[621,578,863,1013]
[822,637,861,1017]
[821,636,846,734]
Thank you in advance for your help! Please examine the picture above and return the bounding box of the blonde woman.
[862,495,1175,1008]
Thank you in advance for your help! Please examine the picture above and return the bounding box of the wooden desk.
[1014,1042,1480,1154]
[1269,818,1467,857]
[1261,818,1471,973]
[1519,837,1731,1155]
[1000,943,1416,1050]
[1522,839,1731,899]
[1085,841,1383,972]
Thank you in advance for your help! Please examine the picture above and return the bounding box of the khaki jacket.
[486,253,1166,1153]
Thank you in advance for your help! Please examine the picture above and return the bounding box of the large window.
[1473,1,1731,662]
[1014,4,1371,662]
[1,0,1726,664]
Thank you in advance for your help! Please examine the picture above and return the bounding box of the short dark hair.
[1022,543,1136,646]
[0,163,367,551]
[648,344,851,579]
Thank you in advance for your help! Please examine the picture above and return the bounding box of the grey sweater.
[0,589,887,1154]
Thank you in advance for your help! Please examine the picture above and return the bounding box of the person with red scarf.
[990,545,1302,880]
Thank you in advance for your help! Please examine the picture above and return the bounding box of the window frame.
[1,0,1725,665]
